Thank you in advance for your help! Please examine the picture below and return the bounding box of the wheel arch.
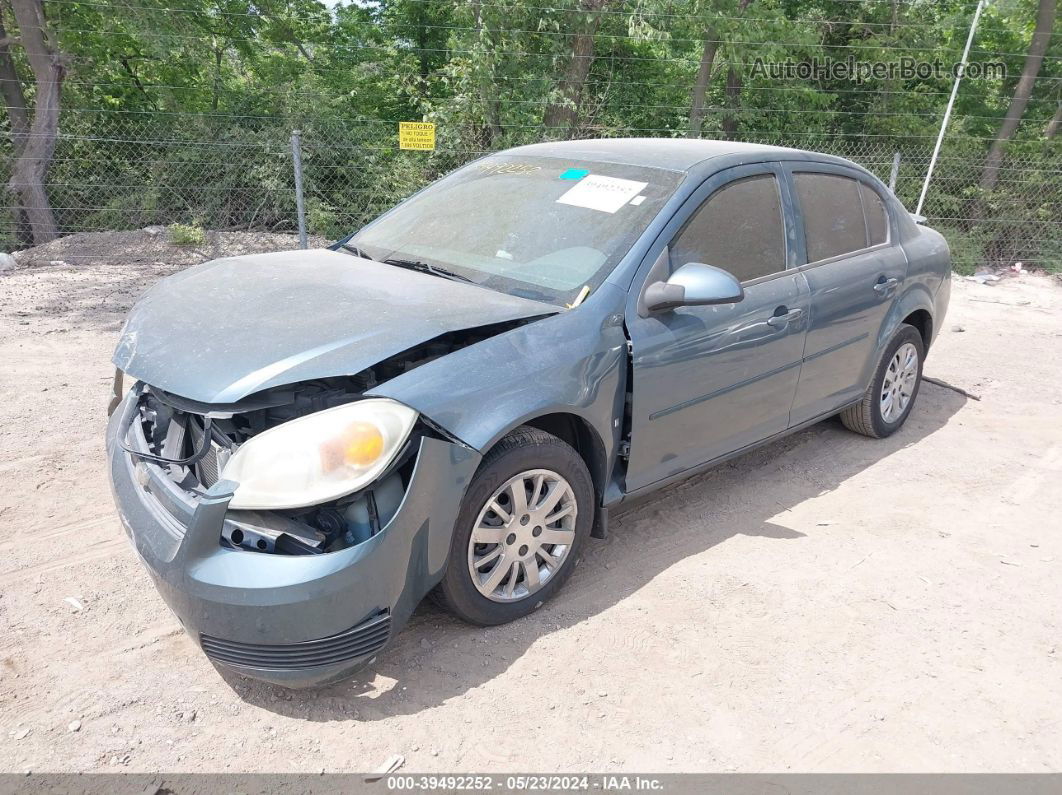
[862,286,934,393]
[523,413,608,502]
[482,411,609,508]
[901,308,934,351]
[879,285,935,351]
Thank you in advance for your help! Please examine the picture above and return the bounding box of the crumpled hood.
[113,248,554,403]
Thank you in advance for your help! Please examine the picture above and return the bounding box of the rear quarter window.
[860,182,889,246]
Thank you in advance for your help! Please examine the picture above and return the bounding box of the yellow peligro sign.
[399,121,435,151]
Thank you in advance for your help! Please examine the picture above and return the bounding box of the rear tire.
[436,426,593,626]
[840,324,924,439]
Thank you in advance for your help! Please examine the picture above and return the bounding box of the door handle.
[874,277,899,295]
[767,307,804,327]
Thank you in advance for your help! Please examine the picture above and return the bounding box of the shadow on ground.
[224,381,966,721]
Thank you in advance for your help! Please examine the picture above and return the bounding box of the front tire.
[437,426,593,626]
[840,323,925,438]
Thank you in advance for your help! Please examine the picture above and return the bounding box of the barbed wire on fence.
[3,116,1056,272]
[1,5,1059,275]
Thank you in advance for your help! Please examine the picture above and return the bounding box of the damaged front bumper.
[106,391,480,688]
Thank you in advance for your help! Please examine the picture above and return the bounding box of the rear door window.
[793,172,868,263]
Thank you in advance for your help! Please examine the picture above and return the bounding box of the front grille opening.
[129,390,219,495]
[200,610,391,670]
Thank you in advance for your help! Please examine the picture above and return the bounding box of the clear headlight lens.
[221,398,417,510]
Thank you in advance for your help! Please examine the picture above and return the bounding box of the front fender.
[368,285,628,473]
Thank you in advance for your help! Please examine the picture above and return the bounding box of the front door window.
[669,174,787,282]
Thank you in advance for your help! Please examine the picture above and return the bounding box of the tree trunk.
[0,9,32,246]
[0,13,28,150]
[211,45,223,113]
[687,36,719,137]
[721,65,742,140]
[1045,101,1061,139]
[690,0,751,139]
[483,74,503,146]
[542,0,608,138]
[6,0,65,245]
[978,0,1055,192]
[473,1,503,146]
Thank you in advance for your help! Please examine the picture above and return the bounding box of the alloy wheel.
[466,468,578,603]
[880,342,919,423]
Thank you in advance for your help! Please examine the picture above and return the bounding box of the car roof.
[502,137,846,173]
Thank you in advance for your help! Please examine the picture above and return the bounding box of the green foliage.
[305,197,341,239]
[168,223,206,246]
[940,226,994,276]
[0,0,1055,271]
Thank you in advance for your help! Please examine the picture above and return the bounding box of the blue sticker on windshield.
[559,168,590,181]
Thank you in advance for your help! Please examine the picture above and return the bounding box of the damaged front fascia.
[117,281,626,556]
[138,316,551,448]
[124,384,425,556]
[117,313,550,557]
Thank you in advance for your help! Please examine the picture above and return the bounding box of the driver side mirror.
[643,262,745,314]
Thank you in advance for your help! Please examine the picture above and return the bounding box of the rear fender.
[859,284,935,392]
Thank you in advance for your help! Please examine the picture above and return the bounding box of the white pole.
[889,150,901,192]
[291,130,308,250]
[916,0,987,216]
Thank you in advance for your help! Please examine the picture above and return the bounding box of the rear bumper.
[933,270,951,347]
[106,392,480,688]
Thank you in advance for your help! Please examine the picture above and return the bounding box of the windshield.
[349,155,685,305]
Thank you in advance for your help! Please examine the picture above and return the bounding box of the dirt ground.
[1,238,1060,774]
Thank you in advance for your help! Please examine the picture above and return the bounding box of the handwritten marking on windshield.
[477,162,542,176]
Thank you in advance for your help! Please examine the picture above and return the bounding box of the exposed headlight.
[221,398,417,510]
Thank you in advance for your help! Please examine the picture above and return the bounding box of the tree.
[0,0,1054,272]
[688,33,720,137]
[0,8,29,244]
[0,11,26,152]
[978,0,1056,193]
[3,0,65,245]
[1047,101,1061,138]
[688,0,754,138]
[720,60,743,139]
[471,0,504,145]
[543,0,612,138]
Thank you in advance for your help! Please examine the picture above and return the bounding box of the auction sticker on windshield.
[556,174,648,213]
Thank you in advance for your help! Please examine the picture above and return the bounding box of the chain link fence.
[2,112,1059,273]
